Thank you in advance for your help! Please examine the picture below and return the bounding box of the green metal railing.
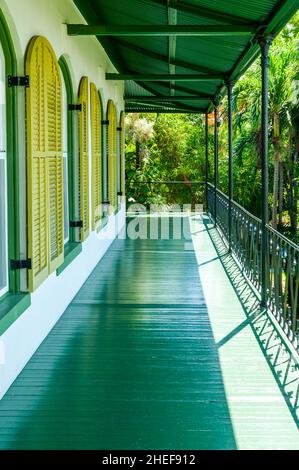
[207,183,299,350]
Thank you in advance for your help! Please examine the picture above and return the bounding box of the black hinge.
[117,191,123,196]
[10,259,32,270]
[102,120,109,125]
[70,220,83,228]
[117,126,122,131]
[8,75,30,88]
[68,104,82,112]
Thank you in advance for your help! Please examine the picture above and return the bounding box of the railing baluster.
[207,182,299,351]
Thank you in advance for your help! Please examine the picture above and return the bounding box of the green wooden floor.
[0,215,298,449]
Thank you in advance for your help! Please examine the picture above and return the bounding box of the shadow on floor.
[204,219,299,430]
[0,216,236,450]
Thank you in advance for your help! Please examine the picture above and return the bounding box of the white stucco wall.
[0,0,126,398]
[0,206,126,399]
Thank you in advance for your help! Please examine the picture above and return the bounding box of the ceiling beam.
[67,24,257,37]
[151,81,213,98]
[126,101,179,109]
[125,95,210,102]
[126,97,205,112]
[150,0,254,25]
[114,38,220,74]
[107,73,224,81]
[126,108,205,114]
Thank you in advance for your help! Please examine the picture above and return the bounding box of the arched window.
[90,83,102,230]
[61,70,69,243]
[25,36,64,291]
[119,111,125,197]
[0,40,8,297]
[78,76,89,241]
[59,57,75,246]
[107,100,117,214]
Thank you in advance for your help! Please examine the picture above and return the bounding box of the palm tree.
[268,46,294,229]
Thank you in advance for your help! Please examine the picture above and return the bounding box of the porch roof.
[71,0,298,113]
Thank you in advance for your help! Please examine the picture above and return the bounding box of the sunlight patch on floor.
[189,214,299,450]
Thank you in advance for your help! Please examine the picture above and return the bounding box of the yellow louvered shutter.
[78,77,89,240]
[120,111,125,196]
[26,36,64,291]
[90,83,102,230]
[107,100,117,214]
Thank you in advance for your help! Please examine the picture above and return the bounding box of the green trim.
[117,114,122,195]
[113,205,121,216]
[67,24,257,37]
[0,9,20,293]
[96,216,108,233]
[98,89,107,207]
[59,56,76,243]
[56,242,82,276]
[0,293,31,336]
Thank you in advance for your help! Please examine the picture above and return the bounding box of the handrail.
[207,182,261,224]
[207,183,299,351]
[267,223,299,251]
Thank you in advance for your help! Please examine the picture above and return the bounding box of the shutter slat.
[26,36,64,291]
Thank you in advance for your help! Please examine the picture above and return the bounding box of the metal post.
[227,81,234,251]
[259,36,272,308]
[213,99,219,225]
[205,113,209,212]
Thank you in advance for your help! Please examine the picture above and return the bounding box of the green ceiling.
[72,0,299,113]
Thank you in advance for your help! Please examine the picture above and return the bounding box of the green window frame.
[0,8,30,330]
[58,56,76,244]
[0,9,20,295]
[57,56,82,275]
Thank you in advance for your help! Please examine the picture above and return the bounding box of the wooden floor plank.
[0,215,297,449]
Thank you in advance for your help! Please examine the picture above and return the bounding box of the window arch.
[59,56,76,244]
[0,8,19,295]
[25,36,64,291]
[61,65,69,243]
[78,76,89,241]
[107,100,117,214]
[90,83,102,230]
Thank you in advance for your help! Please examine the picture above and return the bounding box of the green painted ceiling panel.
[175,36,249,73]
[184,0,276,21]
[73,0,299,113]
